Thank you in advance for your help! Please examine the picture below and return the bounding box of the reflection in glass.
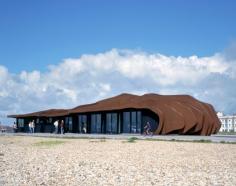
[123,111,142,133]
[65,117,73,132]
[123,112,130,133]
[137,111,141,133]
[91,114,101,133]
[106,113,117,134]
[78,115,87,133]
[111,113,117,133]
[131,111,137,133]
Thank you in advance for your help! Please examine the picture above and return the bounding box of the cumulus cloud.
[0,48,236,124]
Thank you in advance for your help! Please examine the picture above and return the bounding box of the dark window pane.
[91,114,96,133]
[65,117,73,132]
[91,114,101,133]
[69,117,73,131]
[106,113,117,134]
[97,114,101,133]
[118,113,121,133]
[123,112,130,133]
[111,113,117,133]
[131,111,137,133]
[78,115,87,133]
[137,111,141,133]
[106,113,112,133]
[18,119,24,127]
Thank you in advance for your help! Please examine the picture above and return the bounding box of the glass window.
[69,117,73,131]
[118,113,121,133]
[106,113,112,133]
[106,113,117,134]
[123,111,142,133]
[97,114,101,132]
[91,114,102,133]
[78,115,87,133]
[137,111,142,133]
[65,117,73,132]
[18,119,24,127]
[131,111,137,133]
[111,113,117,133]
[91,115,96,133]
[123,112,130,133]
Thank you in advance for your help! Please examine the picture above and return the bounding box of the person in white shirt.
[13,122,17,133]
[54,120,59,134]
[28,121,32,133]
[32,120,35,133]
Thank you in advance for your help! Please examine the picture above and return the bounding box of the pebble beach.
[0,136,235,186]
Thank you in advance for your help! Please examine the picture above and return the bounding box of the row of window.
[221,124,236,128]
[221,129,236,132]
[90,111,142,134]
[17,110,158,134]
[77,111,144,134]
[123,111,141,133]
[220,119,236,124]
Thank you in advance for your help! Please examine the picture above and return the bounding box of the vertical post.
[16,118,19,129]
[87,113,91,134]
[72,114,77,133]
[120,111,123,134]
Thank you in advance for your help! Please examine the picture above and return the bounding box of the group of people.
[53,120,65,134]
[13,119,153,135]
[53,120,87,134]
[28,120,35,133]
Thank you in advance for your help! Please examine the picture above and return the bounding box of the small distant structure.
[0,123,6,133]
[217,112,236,132]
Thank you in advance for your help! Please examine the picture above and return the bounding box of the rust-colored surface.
[8,93,221,135]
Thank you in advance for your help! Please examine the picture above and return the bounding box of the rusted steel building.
[8,93,221,135]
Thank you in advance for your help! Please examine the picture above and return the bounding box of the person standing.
[60,120,64,134]
[83,124,87,134]
[28,121,32,133]
[54,120,59,134]
[13,122,17,133]
[32,120,35,133]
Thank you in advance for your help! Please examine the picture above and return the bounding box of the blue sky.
[0,0,236,72]
[0,0,236,125]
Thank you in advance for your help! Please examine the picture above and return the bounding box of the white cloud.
[0,48,236,124]
[0,66,9,84]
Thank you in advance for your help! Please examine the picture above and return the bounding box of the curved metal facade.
[9,93,221,135]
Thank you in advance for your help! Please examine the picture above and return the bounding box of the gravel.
[0,136,235,186]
